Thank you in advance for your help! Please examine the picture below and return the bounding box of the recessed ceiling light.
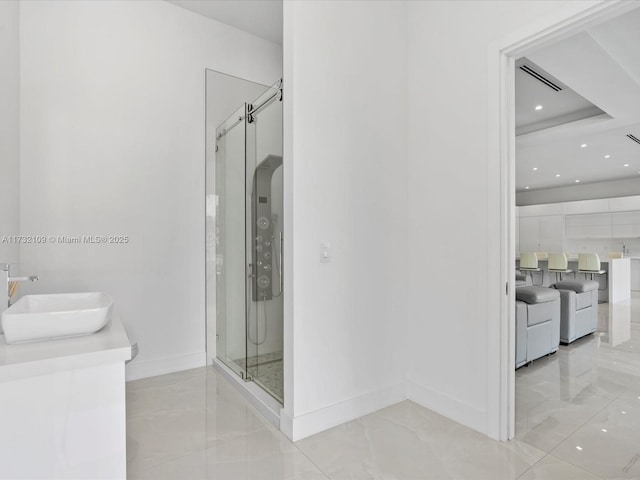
[532,167,538,171]
[622,411,627,414]
[556,174,561,177]
[605,154,611,159]
[576,446,583,451]
[601,428,608,432]
[581,144,587,148]
[575,180,580,183]
[525,186,530,190]
[535,105,543,111]
[624,164,630,167]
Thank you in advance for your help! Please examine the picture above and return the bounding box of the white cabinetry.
[0,317,130,478]
[632,259,640,291]
[519,203,563,217]
[565,213,612,239]
[519,217,538,253]
[538,215,563,252]
[612,211,640,239]
[516,196,640,253]
[562,199,609,215]
[609,196,640,212]
[518,215,563,253]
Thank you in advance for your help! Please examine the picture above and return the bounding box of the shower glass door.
[212,78,283,403]
[245,83,283,403]
[215,104,249,379]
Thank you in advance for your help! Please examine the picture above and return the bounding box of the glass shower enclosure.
[210,79,283,403]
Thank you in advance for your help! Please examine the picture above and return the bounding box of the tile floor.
[127,294,640,479]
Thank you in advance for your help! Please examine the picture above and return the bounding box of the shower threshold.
[212,358,282,428]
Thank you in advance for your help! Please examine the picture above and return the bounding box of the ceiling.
[166,0,283,45]
[516,7,640,192]
[515,59,606,136]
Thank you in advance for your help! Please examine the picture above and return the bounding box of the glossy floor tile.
[516,455,600,480]
[550,393,640,479]
[296,400,544,480]
[127,293,640,479]
[515,293,640,479]
[126,367,326,480]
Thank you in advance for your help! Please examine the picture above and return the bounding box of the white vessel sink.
[1,292,113,344]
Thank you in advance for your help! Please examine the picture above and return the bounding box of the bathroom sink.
[1,292,113,344]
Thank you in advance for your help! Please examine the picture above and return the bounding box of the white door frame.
[494,0,640,441]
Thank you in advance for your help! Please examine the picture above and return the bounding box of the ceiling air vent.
[519,65,563,92]
[627,134,640,145]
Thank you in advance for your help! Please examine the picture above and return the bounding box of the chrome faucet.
[1,264,39,310]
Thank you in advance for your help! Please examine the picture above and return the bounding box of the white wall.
[0,0,20,265]
[19,0,281,380]
[284,0,408,440]
[406,0,601,437]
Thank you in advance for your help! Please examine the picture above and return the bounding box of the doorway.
[499,1,640,441]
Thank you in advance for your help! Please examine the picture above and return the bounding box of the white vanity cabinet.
[0,316,131,479]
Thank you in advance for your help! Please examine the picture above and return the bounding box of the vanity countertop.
[0,314,131,382]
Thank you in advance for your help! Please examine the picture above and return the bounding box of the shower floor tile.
[235,351,283,403]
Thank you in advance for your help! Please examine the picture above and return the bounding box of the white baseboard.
[125,351,206,381]
[287,382,406,442]
[280,410,294,440]
[407,376,486,435]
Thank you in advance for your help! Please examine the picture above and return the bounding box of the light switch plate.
[320,242,330,263]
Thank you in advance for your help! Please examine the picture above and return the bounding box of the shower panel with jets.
[212,79,283,403]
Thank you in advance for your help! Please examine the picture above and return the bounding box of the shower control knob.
[264,264,272,271]
[256,235,263,242]
[257,216,270,230]
[256,244,263,252]
[257,275,270,288]
[263,251,271,259]
[265,241,271,247]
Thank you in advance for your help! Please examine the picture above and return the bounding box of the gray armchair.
[515,286,560,368]
[551,279,598,344]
